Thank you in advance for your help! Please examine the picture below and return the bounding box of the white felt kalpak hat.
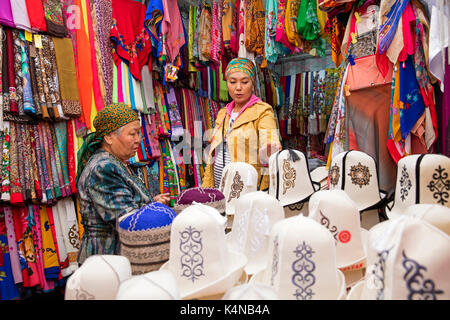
[360,216,450,300]
[402,204,450,236]
[310,166,329,190]
[222,283,279,300]
[65,255,132,300]
[308,190,369,272]
[227,191,285,275]
[115,270,180,300]
[386,154,450,220]
[249,215,346,300]
[268,149,319,207]
[220,162,258,216]
[161,203,247,300]
[329,150,386,211]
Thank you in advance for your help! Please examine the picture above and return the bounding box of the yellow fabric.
[285,0,303,48]
[39,206,60,272]
[202,101,281,190]
[316,0,329,38]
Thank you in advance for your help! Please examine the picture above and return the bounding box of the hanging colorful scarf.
[275,0,297,53]
[29,124,43,202]
[46,205,70,276]
[387,63,405,163]
[378,0,410,56]
[111,0,152,81]
[297,0,321,41]
[7,29,18,115]
[144,0,164,57]
[11,0,32,32]
[1,122,11,201]
[18,32,35,115]
[245,0,266,56]
[399,55,425,140]
[0,210,20,300]
[198,5,213,62]
[3,207,22,285]
[285,0,303,49]
[42,0,67,37]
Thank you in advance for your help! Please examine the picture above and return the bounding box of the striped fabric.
[213,112,239,188]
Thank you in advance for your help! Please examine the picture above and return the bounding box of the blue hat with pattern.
[118,202,177,275]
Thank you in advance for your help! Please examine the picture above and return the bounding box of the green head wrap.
[76,103,139,184]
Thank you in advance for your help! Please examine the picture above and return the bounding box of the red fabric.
[67,120,77,194]
[12,207,30,287]
[375,46,392,78]
[110,0,152,81]
[74,0,93,128]
[25,0,47,32]
[86,0,105,111]
[397,2,415,62]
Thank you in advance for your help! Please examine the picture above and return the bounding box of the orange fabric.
[74,0,94,129]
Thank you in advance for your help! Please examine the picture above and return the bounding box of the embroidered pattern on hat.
[426,165,450,205]
[402,250,444,300]
[179,226,205,283]
[75,288,95,300]
[69,224,80,249]
[400,165,412,202]
[228,171,244,202]
[292,242,316,300]
[282,159,296,195]
[330,164,340,187]
[318,211,339,242]
[287,201,305,211]
[368,248,391,300]
[338,230,351,243]
[348,162,372,188]
[271,236,279,286]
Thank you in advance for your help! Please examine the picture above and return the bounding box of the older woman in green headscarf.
[76,103,169,265]
[202,58,281,191]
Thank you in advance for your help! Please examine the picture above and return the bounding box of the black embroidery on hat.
[399,165,412,202]
[179,226,205,283]
[271,236,279,286]
[228,171,244,202]
[283,159,297,195]
[330,164,340,187]
[348,162,372,188]
[402,250,444,300]
[292,241,316,300]
[426,165,450,205]
[318,210,339,243]
[373,248,391,300]
[69,224,80,250]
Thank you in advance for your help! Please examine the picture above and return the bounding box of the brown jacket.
[202,101,281,190]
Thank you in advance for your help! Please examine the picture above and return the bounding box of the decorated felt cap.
[386,154,450,220]
[308,189,369,287]
[310,166,329,190]
[161,203,247,299]
[329,150,386,211]
[118,202,176,275]
[220,162,258,218]
[65,255,132,300]
[250,215,346,300]
[115,270,181,300]
[402,204,450,236]
[361,216,450,300]
[174,187,225,215]
[268,149,318,208]
[222,283,279,300]
[93,102,139,138]
[227,191,285,275]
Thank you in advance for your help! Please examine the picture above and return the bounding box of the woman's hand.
[259,142,281,167]
[153,193,171,205]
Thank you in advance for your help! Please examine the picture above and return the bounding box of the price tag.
[34,34,43,48]
[25,30,33,42]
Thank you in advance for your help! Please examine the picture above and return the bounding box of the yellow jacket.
[202,100,281,190]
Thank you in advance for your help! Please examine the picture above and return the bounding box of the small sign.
[25,30,33,42]
[34,34,43,48]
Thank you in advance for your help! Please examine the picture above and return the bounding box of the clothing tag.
[34,34,42,48]
[25,31,33,42]
[351,33,357,44]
